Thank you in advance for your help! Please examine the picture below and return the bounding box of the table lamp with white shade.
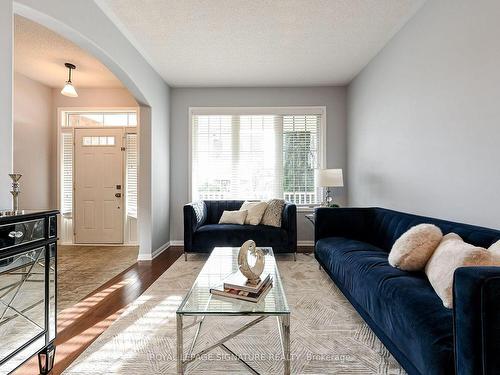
[316,169,344,207]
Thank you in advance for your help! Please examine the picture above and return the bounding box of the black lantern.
[38,343,56,374]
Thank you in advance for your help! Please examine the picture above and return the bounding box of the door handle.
[115,193,122,198]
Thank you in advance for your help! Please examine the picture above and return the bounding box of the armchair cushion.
[193,224,288,251]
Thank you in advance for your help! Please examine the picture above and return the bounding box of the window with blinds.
[191,108,323,205]
[126,134,138,218]
[61,132,73,216]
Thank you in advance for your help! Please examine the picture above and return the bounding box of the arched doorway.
[11,0,172,261]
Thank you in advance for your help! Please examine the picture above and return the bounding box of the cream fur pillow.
[388,224,443,271]
[219,210,247,225]
[240,201,268,225]
[488,240,500,264]
[425,233,500,309]
[489,239,500,260]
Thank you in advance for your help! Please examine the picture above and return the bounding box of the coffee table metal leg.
[281,314,290,375]
[188,315,205,358]
[177,313,184,374]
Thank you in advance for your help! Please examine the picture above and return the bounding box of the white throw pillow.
[219,210,248,225]
[261,199,285,227]
[489,239,500,260]
[240,201,268,225]
[425,233,500,309]
[388,224,443,271]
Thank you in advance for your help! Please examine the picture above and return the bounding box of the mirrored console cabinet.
[0,210,58,375]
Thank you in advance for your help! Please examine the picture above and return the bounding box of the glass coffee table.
[176,247,290,374]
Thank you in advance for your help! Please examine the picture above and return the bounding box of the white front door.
[74,128,124,243]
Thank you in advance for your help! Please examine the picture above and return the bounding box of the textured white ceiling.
[14,15,123,89]
[97,0,426,87]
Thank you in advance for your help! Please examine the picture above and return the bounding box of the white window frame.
[188,106,326,210]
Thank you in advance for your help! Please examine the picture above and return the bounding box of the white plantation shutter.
[61,132,73,215]
[282,115,319,205]
[126,133,138,218]
[191,109,322,204]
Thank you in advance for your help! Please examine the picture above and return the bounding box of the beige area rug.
[58,245,139,311]
[63,253,405,374]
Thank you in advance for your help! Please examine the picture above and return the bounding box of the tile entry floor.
[57,245,139,311]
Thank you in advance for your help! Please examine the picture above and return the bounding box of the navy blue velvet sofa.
[314,207,500,375]
[184,200,297,260]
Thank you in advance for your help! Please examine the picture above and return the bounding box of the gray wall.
[347,0,500,228]
[0,1,13,209]
[170,87,347,244]
[13,73,53,209]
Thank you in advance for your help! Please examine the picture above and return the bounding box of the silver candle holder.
[9,173,22,213]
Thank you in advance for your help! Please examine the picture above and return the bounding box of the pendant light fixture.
[61,62,78,97]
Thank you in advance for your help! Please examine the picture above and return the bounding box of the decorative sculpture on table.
[238,240,265,285]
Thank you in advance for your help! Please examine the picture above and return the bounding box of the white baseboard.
[297,240,314,246]
[138,241,170,261]
[59,242,139,247]
[169,240,184,246]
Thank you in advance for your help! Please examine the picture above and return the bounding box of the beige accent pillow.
[240,201,268,225]
[425,233,500,309]
[261,199,285,227]
[219,210,248,225]
[388,224,443,271]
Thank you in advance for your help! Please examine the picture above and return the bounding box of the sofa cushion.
[425,233,500,308]
[219,210,247,225]
[240,201,268,225]
[204,200,245,224]
[490,239,500,255]
[261,199,285,227]
[193,224,288,250]
[388,223,443,271]
[316,237,454,375]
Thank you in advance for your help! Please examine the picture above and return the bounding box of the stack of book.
[210,272,273,303]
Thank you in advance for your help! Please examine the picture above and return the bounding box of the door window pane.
[82,136,115,146]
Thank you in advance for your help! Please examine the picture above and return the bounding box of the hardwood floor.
[14,246,183,375]
[13,246,312,374]
[58,245,138,311]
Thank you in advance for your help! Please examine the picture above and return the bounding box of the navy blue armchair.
[314,207,500,375]
[183,200,297,260]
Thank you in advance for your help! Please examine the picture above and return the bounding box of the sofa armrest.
[183,201,207,252]
[281,203,297,252]
[314,207,370,243]
[453,266,500,375]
